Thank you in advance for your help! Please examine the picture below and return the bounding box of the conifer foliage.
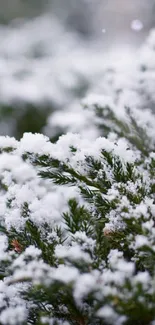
[0,13,155,325]
[0,93,154,325]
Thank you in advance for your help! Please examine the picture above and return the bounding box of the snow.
[0,306,27,325]
[52,265,79,284]
[135,235,149,248]
[17,132,50,155]
[97,305,127,325]
[73,231,96,252]
[0,235,8,253]
[133,271,150,286]
[0,136,17,149]
[97,305,116,318]
[0,9,154,324]
[74,273,97,302]
[55,244,92,263]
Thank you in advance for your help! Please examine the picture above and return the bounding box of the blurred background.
[1,0,154,41]
[0,0,154,139]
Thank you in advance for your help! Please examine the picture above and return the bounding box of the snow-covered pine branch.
[0,10,155,324]
[0,98,154,324]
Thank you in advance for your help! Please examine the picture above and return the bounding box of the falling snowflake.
[130,19,143,31]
